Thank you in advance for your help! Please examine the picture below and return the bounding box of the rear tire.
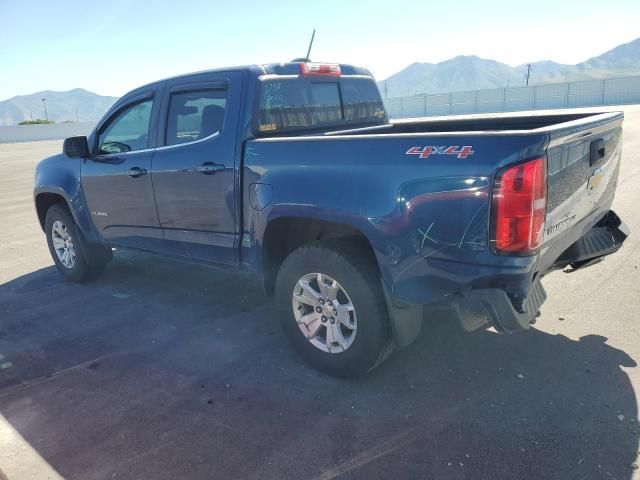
[45,204,111,282]
[275,239,392,377]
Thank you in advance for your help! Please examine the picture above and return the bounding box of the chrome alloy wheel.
[51,220,76,269]
[292,273,357,353]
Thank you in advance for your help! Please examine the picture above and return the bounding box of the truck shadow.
[0,253,638,480]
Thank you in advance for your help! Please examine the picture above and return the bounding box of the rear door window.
[165,89,228,146]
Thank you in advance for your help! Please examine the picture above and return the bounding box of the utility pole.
[384,80,388,99]
[75,106,79,123]
[525,64,532,87]
[41,98,49,122]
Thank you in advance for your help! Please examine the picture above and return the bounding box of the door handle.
[196,162,225,175]
[127,167,147,178]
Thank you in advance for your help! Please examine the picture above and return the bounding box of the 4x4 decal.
[406,145,475,159]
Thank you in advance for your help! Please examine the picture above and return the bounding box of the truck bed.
[327,110,615,135]
[245,110,624,332]
[387,111,607,133]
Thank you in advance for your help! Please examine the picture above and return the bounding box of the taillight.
[491,156,546,255]
[299,63,341,77]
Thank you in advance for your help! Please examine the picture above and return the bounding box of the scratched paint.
[417,223,437,249]
[392,207,487,291]
[364,176,492,303]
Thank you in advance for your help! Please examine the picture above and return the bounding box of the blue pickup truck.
[34,61,629,376]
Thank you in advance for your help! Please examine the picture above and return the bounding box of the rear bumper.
[452,279,547,333]
[386,210,629,345]
[450,209,629,333]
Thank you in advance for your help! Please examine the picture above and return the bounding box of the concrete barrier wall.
[0,122,97,144]
[384,75,640,118]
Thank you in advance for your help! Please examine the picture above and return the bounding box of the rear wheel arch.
[260,216,380,296]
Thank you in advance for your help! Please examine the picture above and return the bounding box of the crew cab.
[34,61,629,377]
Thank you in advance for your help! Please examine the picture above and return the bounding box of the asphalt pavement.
[1,108,640,479]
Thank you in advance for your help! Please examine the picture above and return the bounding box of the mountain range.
[379,37,640,98]
[1,37,638,125]
[0,89,118,126]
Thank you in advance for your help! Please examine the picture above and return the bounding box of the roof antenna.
[305,29,316,62]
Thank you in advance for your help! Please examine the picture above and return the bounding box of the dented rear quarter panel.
[242,132,549,305]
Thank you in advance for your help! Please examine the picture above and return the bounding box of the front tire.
[275,239,392,377]
[45,204,111,282]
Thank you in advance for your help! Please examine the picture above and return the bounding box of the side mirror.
[63,136,90,158]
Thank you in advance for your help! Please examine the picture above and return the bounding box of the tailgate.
[538,112,624,272]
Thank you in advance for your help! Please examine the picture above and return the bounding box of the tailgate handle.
[590,138,606,167]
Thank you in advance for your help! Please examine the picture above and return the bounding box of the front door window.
[98,100,153,154]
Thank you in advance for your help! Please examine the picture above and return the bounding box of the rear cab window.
[256,75,387,135]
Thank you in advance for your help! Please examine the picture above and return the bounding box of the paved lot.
[1,108,640,479]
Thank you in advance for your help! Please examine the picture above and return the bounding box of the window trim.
[156,131,221,152]
[159,81,229,149]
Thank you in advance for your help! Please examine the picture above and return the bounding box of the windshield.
[257,76,387,135]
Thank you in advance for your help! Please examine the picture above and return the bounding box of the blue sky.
[1,0,638,100]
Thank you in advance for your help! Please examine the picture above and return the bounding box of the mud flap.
[382,283,423,348]
[72,222,113,266]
